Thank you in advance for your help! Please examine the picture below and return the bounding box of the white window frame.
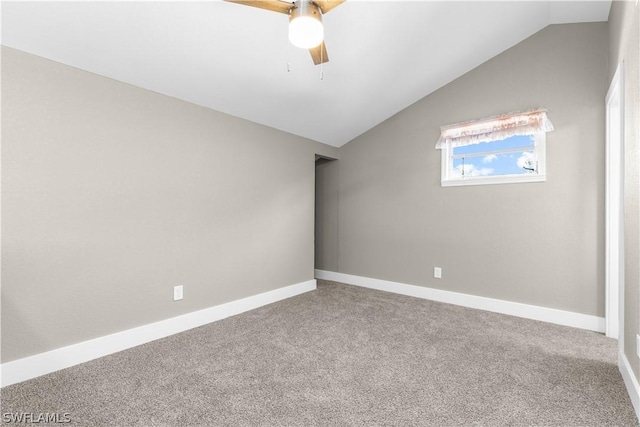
[441,133,547,187]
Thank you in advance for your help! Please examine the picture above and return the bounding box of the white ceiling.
[1,1,611,147]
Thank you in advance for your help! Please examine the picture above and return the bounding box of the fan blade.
[309,42,329,65]
[312,0,346,14]
[224,0,294,15]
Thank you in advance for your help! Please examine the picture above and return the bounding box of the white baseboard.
[315,270,605,333]
[619,350,640,420]
[1,279,316,388]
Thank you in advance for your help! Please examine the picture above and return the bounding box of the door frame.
[605,62,624,342]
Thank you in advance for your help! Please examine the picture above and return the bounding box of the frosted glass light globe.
[289,16,324,49]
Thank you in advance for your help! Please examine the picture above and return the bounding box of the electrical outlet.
[173,285,183,301]
[434,267,442,279]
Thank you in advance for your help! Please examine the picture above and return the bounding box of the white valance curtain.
[435,108,554,149]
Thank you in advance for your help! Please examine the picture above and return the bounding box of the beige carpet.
[1,280,637,426]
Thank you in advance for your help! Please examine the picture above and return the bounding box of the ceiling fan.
[224,0,346,65]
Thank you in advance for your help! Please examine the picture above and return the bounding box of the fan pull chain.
[287,44,291,73]
[320,48,324,80]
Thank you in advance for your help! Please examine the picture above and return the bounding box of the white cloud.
[483,154,497,163]
[452,164,494,177]
[476,167,494,176]
[517,152,536,171]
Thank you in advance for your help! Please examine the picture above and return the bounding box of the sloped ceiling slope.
[1,1,611,147]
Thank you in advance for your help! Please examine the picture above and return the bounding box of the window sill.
[441,174,546,187]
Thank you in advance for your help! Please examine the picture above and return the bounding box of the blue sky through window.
[451,135,536,178]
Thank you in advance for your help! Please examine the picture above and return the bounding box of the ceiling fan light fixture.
[289,1,323,49]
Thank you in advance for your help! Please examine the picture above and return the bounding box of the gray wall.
[1,47,337,363]
[609,0,640,380]
[315,159,339,271]
[330,23,608,317]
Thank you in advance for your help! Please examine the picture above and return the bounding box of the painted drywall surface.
[609,0,640,381]
[1,47,338,363]
[335,23,608,316]
[315,159,339,271]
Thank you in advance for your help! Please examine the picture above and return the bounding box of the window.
[442,133,546,186]
[436,109,553,187]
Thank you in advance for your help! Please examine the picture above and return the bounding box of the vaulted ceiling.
[2,1,611,147]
